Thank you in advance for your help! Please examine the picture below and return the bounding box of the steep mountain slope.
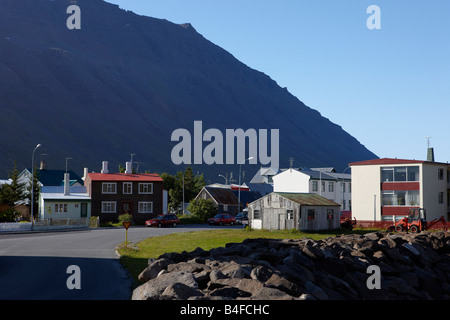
[0,0,377,180]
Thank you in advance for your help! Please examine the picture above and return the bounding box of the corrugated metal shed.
[275,192,340,206]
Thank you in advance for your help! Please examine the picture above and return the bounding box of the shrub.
[187,199,217,221]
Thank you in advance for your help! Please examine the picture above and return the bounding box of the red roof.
[349,158,448,166]
[87,172,163,182]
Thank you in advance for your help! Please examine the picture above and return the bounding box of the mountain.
[0,0,377,182]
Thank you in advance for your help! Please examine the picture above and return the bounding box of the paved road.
[0,224,240,300]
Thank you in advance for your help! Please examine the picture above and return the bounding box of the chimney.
[101,161,109,174]
[82,168,88,181]
[427,148,435,162]
[40,160,46,170]
[64,173,70,195]
[125,162,132,174]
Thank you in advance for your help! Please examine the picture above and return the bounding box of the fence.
[0,222,32,232]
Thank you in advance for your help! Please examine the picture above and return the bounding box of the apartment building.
[350,158,450,222]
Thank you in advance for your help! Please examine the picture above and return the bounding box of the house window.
[287,210,294,220]
[102,183,117,194]
[321,181,326,193]
[223,205,228,211]
[341,182,346,193]
[139,183,153,194]
[382,190,420,206]
[438,169,444,180]
[312,181,318,192]
[253,209,261,219]
[307,209,315,221]
[328,182,334,192]
[438,192,444,204]
[138,202,153,213]
[381,166,420,182]
[102,201,116,213]
[327,209,334,220]
[54,204,67,213]
[123,182,133,194]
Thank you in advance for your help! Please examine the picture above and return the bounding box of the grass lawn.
[117,227,379,286]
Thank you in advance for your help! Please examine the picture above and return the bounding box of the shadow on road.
[0,256,133,300]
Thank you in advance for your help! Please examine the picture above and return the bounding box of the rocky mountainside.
[0,0,377,179]
[132,231,450,300]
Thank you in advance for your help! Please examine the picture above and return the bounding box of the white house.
[350,158,450,223]
[272,167,351,214]
[38,173,91,223]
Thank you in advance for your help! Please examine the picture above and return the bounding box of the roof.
[86,172,163,182]
[201,187,262,206]
[275,168,350,181]
[349,158,450,167]
[275,192,340,206]
[40,186,90,201]
[23,169,84,186]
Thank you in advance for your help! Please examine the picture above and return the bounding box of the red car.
[146,214,180,227]
[208,214,236,226]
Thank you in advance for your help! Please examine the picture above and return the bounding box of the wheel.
[172,222,177,227]
[230,221,234,226]
[410,225,419,233]
[219,221,223,226]
[158,223,162,228]
[395,225,403,232]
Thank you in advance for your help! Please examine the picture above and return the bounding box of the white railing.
[0,222,32,232]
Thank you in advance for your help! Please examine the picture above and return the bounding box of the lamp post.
[341,166,351,212]
[31,144,41,227]
[219,174,228,185]
[238,157,253,214]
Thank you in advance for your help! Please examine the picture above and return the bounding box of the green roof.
[275,192,340,206]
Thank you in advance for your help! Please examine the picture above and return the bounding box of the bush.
[118,213,133,223]
[187,199,217,221]
[0,208,19,222]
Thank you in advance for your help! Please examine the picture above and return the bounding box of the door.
[122,202,133,215]
[80,203,88,218]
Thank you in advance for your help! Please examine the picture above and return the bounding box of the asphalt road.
[0,224,240,300]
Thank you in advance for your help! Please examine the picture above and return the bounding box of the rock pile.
[131,231,450,300]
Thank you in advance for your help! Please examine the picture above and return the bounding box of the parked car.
[146,214,180,228]
[208,214,236,226]
[235,212,248,225]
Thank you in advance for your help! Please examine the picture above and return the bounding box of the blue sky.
[106,0,450,163]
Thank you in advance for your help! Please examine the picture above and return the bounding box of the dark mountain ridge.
[0,0,377,181]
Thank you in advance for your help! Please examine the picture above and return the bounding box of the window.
[321,181,325,193]
[287,210,294,220]
[54,204,67,213]
[381,166,420,182]
[327,209,334,220]
[102,183,117,194]
[328,182,334,192]
[438,169,444,180]
[123,182,132,194]
[307,209,315,221]
[341,182,346,193]
[223,205,228,211]
[139,202,153,213]
[253,209,261,219]
[102,201,116,213]
[438,192,444,204]
[312,181,318,192]
[382,190,420,206]
[139,183,153,194]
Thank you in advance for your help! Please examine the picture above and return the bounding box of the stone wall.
[132,231,450,300]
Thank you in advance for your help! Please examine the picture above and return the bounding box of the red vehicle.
[387,208,448,233]
[208,214,236,226]
[146,214,180,228]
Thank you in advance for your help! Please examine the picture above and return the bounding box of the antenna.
[426,136,432,148]
[289,157,295,168]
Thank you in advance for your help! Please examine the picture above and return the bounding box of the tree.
[0,161,26,207]
[187,199,217,221]
[161,167,206,213]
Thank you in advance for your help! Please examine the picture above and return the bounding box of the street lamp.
[219,174,228,185]
[31,144,42,227]
[238,157,253,214]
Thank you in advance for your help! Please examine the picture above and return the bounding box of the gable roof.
[86,172,163,182]
[275,192,340,206]
[22,169,84,186]
[200,187,262,206]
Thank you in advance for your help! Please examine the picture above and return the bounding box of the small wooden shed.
[248,192,341,231]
